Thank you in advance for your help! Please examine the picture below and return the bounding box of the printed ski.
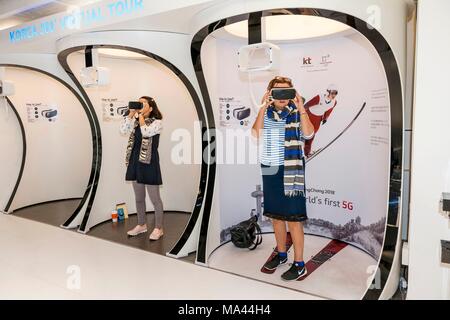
[298,239,348,281]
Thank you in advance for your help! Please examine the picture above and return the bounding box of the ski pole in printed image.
[306,102,367,163]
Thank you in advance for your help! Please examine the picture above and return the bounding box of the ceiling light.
[224,15,351,41]
[97,48,148,59]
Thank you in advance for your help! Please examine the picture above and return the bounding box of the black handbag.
[230,215,262,250]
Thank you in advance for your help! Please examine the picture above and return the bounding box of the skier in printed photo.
[304,84,339,157]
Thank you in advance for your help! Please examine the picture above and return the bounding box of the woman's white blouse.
[119,117,134,135]
[120,117,162,137]
[140,119,162,137]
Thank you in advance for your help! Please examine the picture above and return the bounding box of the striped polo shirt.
[261,110,313,166]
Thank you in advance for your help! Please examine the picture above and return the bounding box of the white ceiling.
[211,15,356,44]
[0,0,103,30]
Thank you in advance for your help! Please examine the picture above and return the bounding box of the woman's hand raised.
[128,109,137,119]
[260,90,273,111]
[293,91,306,113]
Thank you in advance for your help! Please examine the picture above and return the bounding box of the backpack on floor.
[230,215,262,250]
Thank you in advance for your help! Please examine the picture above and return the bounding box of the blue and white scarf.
[266,102,305,197]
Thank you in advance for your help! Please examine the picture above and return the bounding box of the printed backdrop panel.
[205,31,390,259]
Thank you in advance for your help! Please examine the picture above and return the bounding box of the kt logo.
[302,57,312,65]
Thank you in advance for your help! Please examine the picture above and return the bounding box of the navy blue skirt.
[261,164,308,222]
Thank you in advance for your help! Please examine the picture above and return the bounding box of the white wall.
[67,51,201,230]
[2,67,92,211]
[0,98,23,211]
[407,0,450,300]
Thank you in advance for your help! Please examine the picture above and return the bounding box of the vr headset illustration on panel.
[41,109,58,120]
[233,106,251,120]
[117,106,129,116]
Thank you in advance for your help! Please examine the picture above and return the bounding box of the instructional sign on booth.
[26,103,59,123]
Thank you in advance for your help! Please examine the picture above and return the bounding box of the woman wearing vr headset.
[120,96,165,241]
[252,76,314,281]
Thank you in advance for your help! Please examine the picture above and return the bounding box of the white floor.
[208,234,378,300]
[0,214,321,300]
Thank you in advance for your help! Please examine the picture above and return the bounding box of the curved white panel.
[0,98,23,212]
[66,50,201,230]
[4,67,92,211]
[57,31,208,258]
[190,0,410,300]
